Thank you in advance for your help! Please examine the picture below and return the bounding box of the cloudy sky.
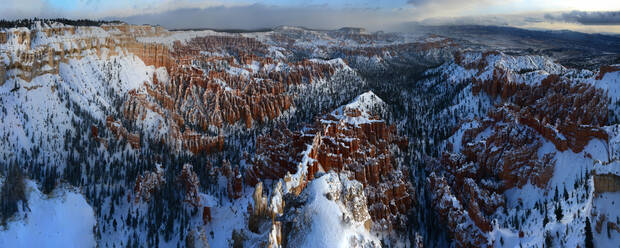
[2,0,620,33]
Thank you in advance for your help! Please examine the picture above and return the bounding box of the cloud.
[545,11,620,25]
[116,4,409,31]
[0,0,58,20]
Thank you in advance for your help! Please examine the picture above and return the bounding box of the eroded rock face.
[178,164,200,206]
[308,113,412,232]
[251,182,268,218]
[593,173,620,193]
[0,62,6,86]
[247,92,413,233]
[134,164,166,203]
[121,35,351,155]
[451,107,556,190]
[427,173,489,247]
[596,65,620,80]
[105,116,140,149]
[220,161,243,200]
[472,72,608,154]
[245,126,312,186]
[283,172,379,248]
[248,180,286,246]
[0,23,169,83]
[429,51,612,247]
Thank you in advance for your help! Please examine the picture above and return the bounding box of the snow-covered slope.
[287,172,380,248]
[0,180,95,248]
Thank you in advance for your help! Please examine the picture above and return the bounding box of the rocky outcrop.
[0,31,6,44]
[245,126,313,186]
[178,164,200,206]
[248,181,285,247]
[121,35,347,155]
[308,113,411,232]
[428,174,489,247]
[0,23,170,83]
[134,164,166,203]
[105,116,140,149]
[282,172,379,248]
[247,92,413,232]
[593,173,620,193]
[473,71,608,154]
[432,51,613,247]
[220,161,243,200]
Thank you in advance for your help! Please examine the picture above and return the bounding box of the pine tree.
[554,202,564,222]
[544,231,553,248]
[585,217,594,248]
[0,164,27,225]
[563,185,569,201]
[543,208,549,228]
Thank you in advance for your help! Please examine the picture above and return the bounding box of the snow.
[329,91,386,126]
[487,135,617,247]
[293,172,379,248]
[0,43,156,165]
[198,193,251,248]
[0,181,96,248]
[283,143,316,194]
[592,192,620,248]
[591,70,620,102]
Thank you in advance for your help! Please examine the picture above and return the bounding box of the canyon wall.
[0,24,170,83]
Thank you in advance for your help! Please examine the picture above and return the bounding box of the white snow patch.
[0,181,96,248]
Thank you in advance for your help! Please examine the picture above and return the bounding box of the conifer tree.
[585,217,594,248]
[543,207,549,228]
[554,202,563,222]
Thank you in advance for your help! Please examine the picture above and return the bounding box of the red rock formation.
[121,35,344,155]
[90,125,99,138]
[245,125,312,186]
[0,23,172,83]
[436,53,612,246]
[473,72,608,153]
[246,105,413,232]
[0,31,6,44]
[105,116,140,149]
[220,161,243,200]
[134,165,165,203]
[428,173,489,247]
[178,164,200,206]
[593,173,620,193]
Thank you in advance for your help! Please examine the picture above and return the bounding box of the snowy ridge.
[329,91,386,126]
[287,172,380,248]
[283,91,386,195]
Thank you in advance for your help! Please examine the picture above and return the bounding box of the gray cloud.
[545,11,620,25]
[115,4,408,31]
